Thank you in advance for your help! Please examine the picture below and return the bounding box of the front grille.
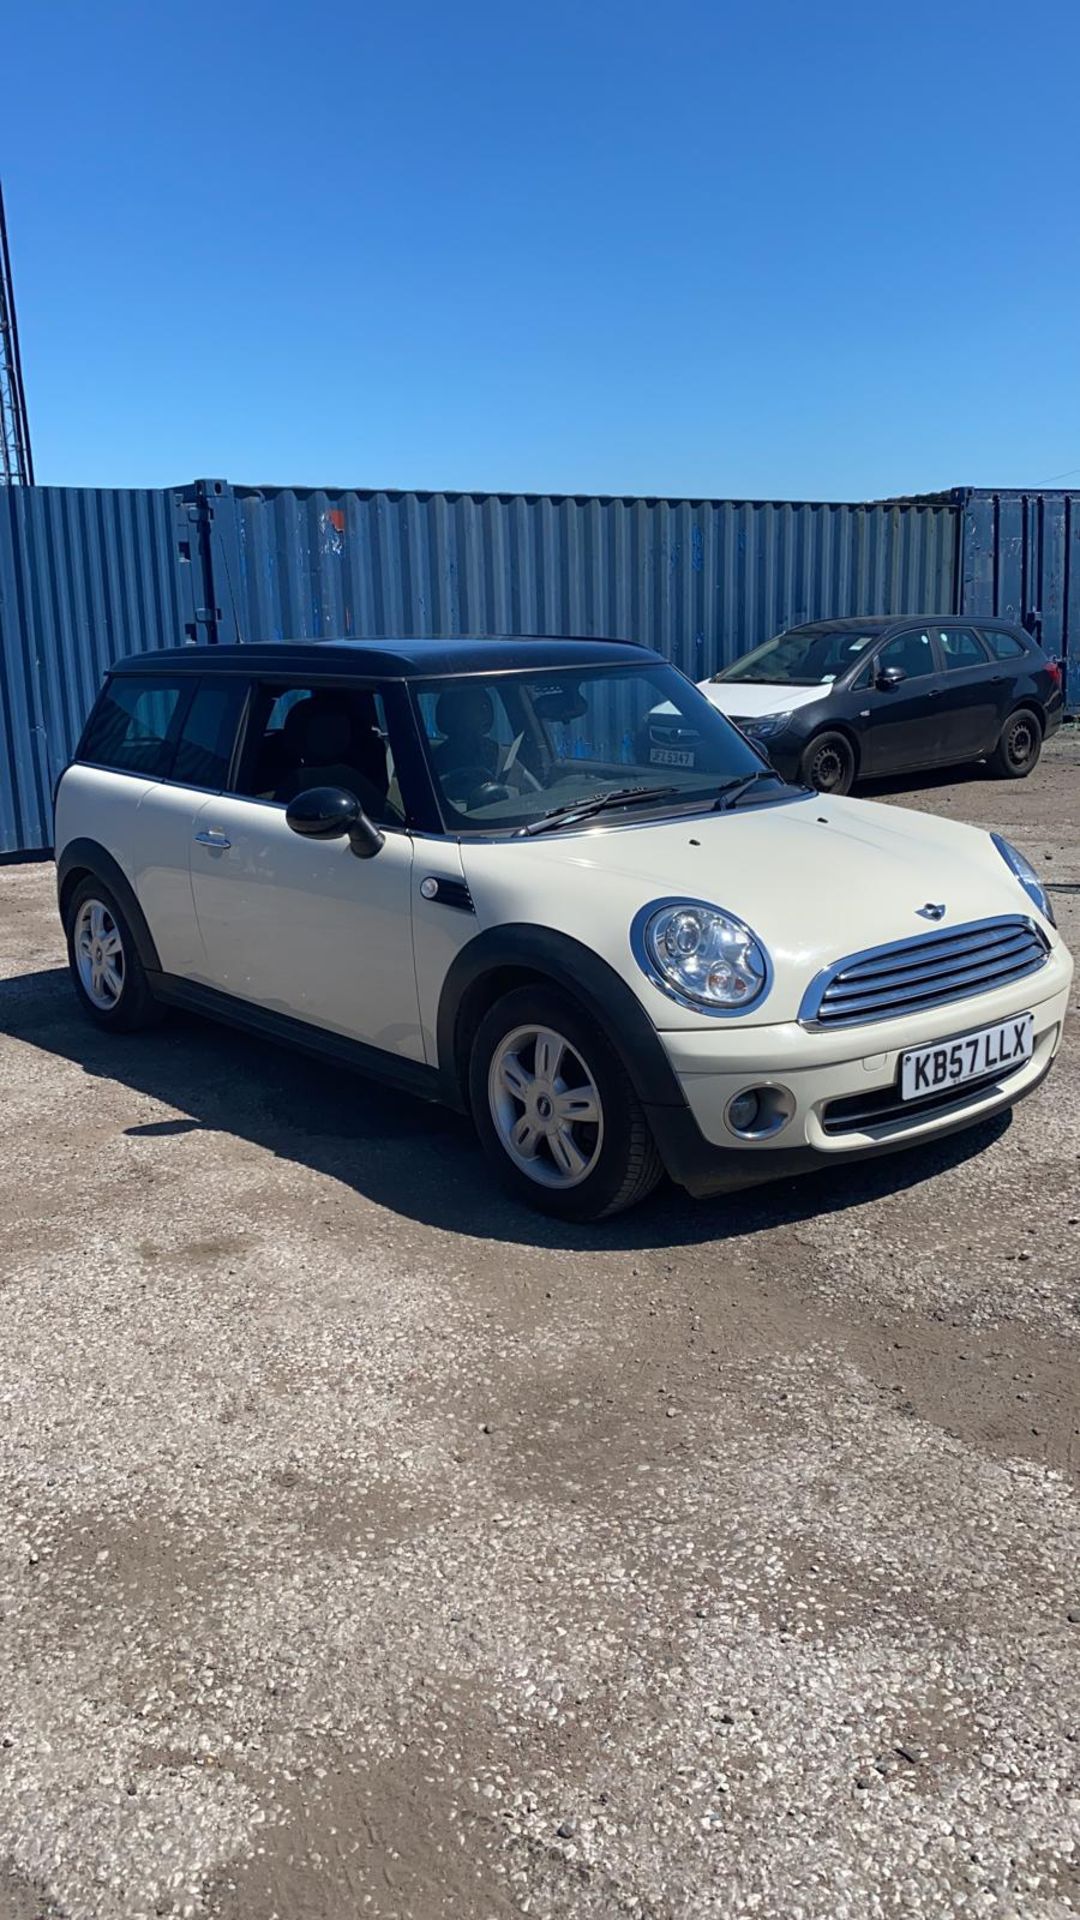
[821,1067,1012,1135]
[800,916,1049,1028]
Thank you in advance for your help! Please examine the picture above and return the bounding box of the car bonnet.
[457,795,1044,1028]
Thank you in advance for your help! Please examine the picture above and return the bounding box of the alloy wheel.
[74,899,126,1010]
[488,1023,604,1188]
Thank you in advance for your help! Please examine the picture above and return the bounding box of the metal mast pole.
[0,181,34,485]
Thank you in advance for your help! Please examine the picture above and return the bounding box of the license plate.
[650,747,694,767]
[901,1012,1034,1101]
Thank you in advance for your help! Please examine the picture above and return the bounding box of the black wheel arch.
[1002,701,1046,736]
[56,840,162,972]
[436,924,688,1115]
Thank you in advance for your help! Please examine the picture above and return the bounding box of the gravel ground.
[1,731,1078,1920]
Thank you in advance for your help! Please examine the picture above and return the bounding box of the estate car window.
[982,628,1027,661]
[938,628,989,671]
[716,626,878,686]
[875,630,934,681]
[78,675,187,777]
[414,662,769,833]
[235,682,404,824]
[171,680,247,790]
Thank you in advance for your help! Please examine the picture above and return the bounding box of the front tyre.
[468,985,663,1221]
[798,730,856,795]
[64,878,163,1032]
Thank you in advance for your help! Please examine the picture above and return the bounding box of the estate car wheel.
[988,708,1042,780]
[798,730,856,796]
[64,878,163,1032]
[468,985,663,1222]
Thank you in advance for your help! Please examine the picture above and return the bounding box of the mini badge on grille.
[916,902,947,921]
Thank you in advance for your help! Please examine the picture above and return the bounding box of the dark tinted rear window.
[79,676,188,776]
[171,680,247,789]
[982,628,1028,661]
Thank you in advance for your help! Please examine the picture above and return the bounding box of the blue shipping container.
[1,477,1074,858]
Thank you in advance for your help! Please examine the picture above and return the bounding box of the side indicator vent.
[419,876,474,913]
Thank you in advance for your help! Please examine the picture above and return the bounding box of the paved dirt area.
[1,732,1079,1920]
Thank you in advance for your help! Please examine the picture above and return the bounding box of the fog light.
[725,1084,796,1140]
[728,1089,761,1133]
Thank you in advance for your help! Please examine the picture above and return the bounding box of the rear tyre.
[798,730,856,796]
[468,985,663,1221]
[64,878,163,1032]
[988,708,1042,779]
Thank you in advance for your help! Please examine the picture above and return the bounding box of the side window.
[78,675,188,777]
[171,680,247,790]
[875,630,934,681]
[234,682,404,823]
[982,627,1027,661]
[937,627,989,671]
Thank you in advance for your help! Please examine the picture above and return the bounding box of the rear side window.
[982,628,1028,661]
[937,627,989,671]
[171,680,247,790]
[79,675,188,776]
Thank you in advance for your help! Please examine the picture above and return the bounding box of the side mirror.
[285,785,385,860]
[876,664,907,690]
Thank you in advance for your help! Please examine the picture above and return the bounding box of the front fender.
[435,922,687,1110]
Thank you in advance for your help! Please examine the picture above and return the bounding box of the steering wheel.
[446,765,513,811]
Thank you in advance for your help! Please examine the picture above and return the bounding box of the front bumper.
[645,954,1072,1198]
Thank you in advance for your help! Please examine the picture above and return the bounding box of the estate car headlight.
[632,899,771,1014]
[991,833,1056,926]
[742,713,791,741]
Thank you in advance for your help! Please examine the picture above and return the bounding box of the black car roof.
[785,614,1025,633]
[111,635,659,678]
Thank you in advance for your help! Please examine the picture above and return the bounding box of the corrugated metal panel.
[0,486,196,853]
[224,488,960,681]
[957,488,1080,709]
[0,481,964,858]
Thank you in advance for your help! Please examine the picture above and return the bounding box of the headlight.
[632,898,771,1014]
[742,713,791,741]
[991,833,1056,926]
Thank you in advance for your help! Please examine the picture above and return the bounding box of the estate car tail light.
[1046,658,1063,687]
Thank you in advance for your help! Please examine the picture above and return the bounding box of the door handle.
[194,829,231,849]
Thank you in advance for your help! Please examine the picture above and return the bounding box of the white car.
[54,636,1072,1221]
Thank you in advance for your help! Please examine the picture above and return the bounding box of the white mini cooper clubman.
[54,637,1072,1222]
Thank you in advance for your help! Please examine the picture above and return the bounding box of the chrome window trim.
[798,915,1051,1029]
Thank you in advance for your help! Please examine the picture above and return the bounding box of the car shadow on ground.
[0,966,1010,1253]
[854,763,988,800]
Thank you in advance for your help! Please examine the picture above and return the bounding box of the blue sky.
[4,0,1079,499]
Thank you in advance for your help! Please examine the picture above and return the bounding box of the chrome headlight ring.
[630,897,773,1017]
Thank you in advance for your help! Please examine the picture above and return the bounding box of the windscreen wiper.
[519,784,680,837]
[712,769,785,810]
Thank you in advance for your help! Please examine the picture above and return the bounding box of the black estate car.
[699,616,1064,793]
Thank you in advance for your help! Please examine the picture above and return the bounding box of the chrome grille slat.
[830,924,1035,984]
[801,915,1049,1029]
[824,951,1043,1017]
[825,932,1035,1004]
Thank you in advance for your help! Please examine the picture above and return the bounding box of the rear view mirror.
[285,785,385,859]
[876,665,907,690]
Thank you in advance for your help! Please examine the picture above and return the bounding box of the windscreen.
[716,626,878,686]
[413,662,768,832]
